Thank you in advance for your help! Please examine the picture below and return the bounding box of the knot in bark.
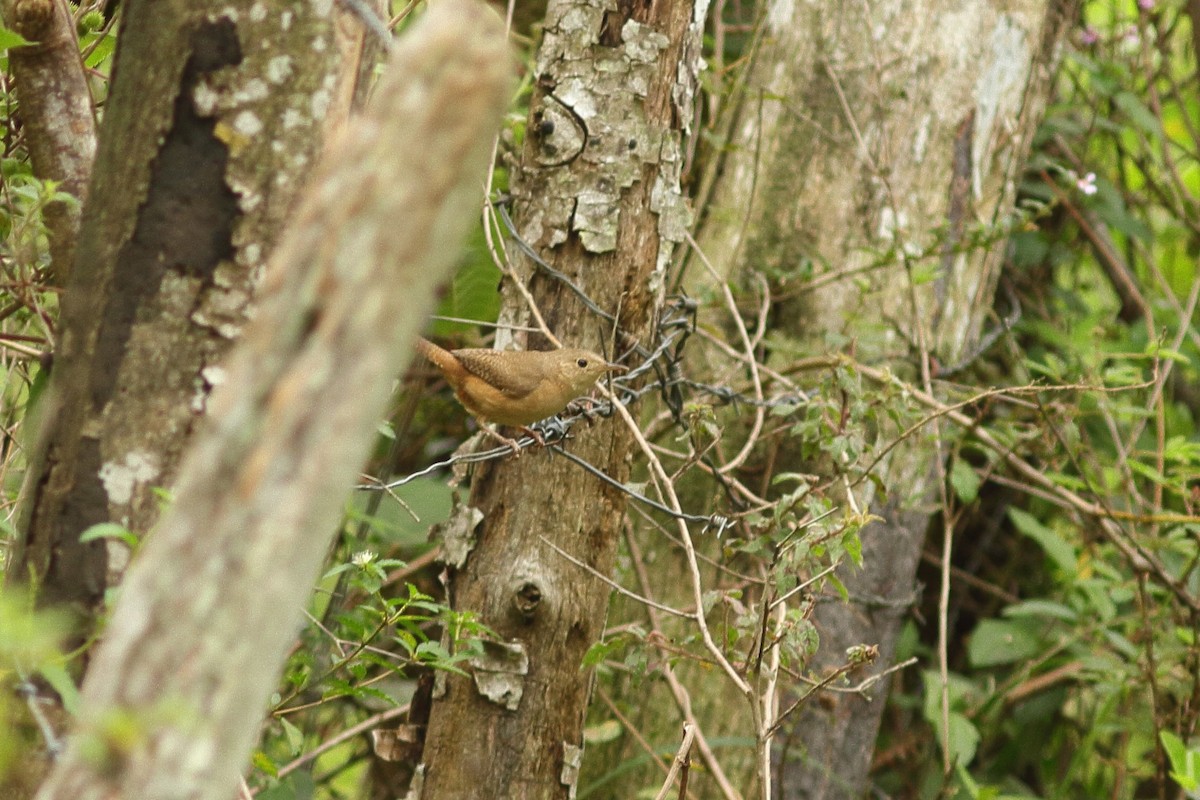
[12,0,55,39]
[512,580,543,619]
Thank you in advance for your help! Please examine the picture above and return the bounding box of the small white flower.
[352,550,377,567]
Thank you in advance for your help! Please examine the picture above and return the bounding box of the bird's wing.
[453,349,542,398]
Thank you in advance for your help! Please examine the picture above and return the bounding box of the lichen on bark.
[516,1,694,272]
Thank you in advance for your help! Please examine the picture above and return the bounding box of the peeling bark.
[10,0,374,632]
[417,0,707,798]
[31,4,511,798]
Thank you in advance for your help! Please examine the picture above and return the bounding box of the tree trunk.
[1,0,96,283]
[586,2,1078,798]
[32,5,511,799]
[9,0,371,632]
[690,1,1079,797]
[417,0,704,797]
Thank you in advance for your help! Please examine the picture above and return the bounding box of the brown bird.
[415,336,626,448]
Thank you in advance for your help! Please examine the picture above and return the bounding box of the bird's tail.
[414,336,456,373]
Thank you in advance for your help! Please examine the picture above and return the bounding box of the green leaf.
[82,30,117,69]
[1127,458,1170,485]
[258,771,315,800]
[1093,191,1153,241]
[772,472,813,487]
[279,717,305,756]
[1114,91,1160,135]
[0,589,70,666]
[1007,508,1076,573]
[841,529,862,567]
[909,262,941,285]
[943,713,980,767]
[429,226,502,337]
[78,522,138,550]
[39,662,81,717]
[1074,578,1118,622]
[1025,354,1065,380]
[1002,599,1077,623]
[251,749,279,777]
[321,563,354,579]
[967,618,1043,667]
[582,638,620,668]
[950,459,981,503]
[1161,730,1187,772]
[0,26,30,52]
[414,640,453,663]
[1102,363,1147,386]
[1160,730,1200,791]
[1163,436,1200,463]
[1144,343,1190,364]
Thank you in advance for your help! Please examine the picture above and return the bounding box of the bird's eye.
[576,358,589,368]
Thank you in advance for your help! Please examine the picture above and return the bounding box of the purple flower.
[1080,25,1100,45]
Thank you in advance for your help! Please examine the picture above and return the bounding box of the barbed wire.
[336,0,393,48]
[495,200,619,326]
[359,313,809,533]
[357,373,738,530]
[359,236,818,528]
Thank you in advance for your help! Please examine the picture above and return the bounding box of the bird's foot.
[479,425,523,457]
[564,397,602,420]
[518,425,547,448]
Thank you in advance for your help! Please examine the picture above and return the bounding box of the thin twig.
[624,530,744,800]
[653,723,696,800]
[271,704,411,782]
[685,231,765,476]
[539,535,692,619]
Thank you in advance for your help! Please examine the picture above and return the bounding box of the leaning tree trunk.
[9,0,376,632]
[416,0,704,797]
[686,1,1079,797]
[32,5,511,799]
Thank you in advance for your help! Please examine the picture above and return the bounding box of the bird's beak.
[605,362,628,373]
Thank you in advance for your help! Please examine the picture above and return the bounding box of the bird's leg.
[518,425,547,448]
[553,396,613,436]
[477,422,523,456]
[564,396,603,420]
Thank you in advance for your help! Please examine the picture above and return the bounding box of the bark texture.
[32,4,511,799]
[10,0,369,627]
[417,0,705,797]
[2,0,96,283]
[690,1,1079,797]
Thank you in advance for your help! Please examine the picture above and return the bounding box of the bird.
[414,336,626,450]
